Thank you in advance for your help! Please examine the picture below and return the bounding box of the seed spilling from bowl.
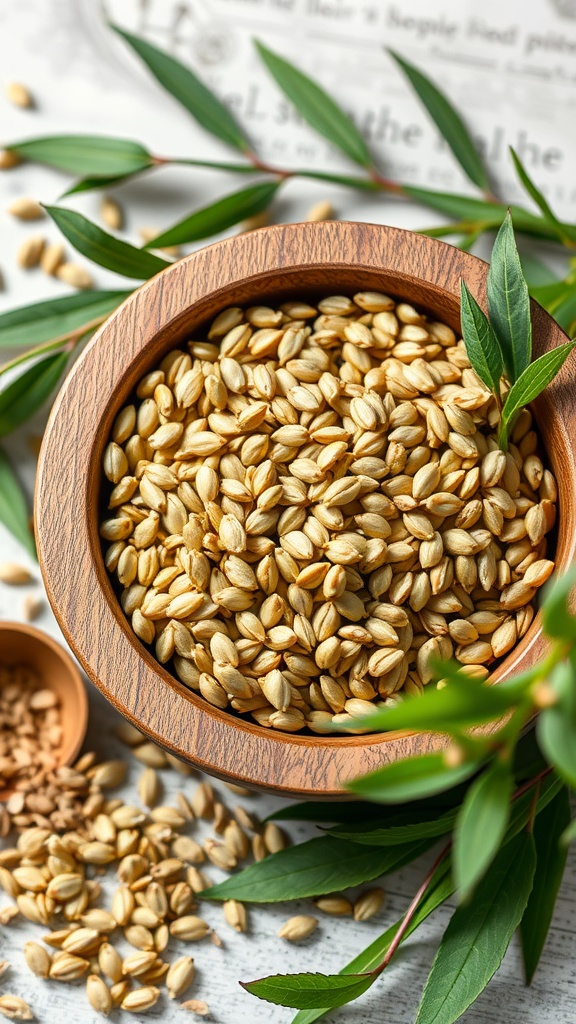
[100,292,557,733]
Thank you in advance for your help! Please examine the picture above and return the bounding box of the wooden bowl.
[0,621,88,800]
[35,222,576,799]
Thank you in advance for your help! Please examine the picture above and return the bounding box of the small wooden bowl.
[35,222,576,799]
[0,621,88,800]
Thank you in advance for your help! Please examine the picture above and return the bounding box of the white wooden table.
[1,3,575,1020]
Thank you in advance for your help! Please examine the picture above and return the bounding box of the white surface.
[1,2,576,1022]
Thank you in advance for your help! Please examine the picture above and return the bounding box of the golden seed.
[0,995,33,1020]
[278,915,318,941]
[56,262,93,289]
[353,887,385,921]
[7,197,43,220]
[101,196,123,231]
[86,974,113,1015]
[16,235,45,269]
[166,955,195,998]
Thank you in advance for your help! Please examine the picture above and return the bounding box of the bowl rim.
[0,620,89,799]
[35,221,576,798]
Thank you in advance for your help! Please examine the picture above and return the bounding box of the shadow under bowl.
[35,222,576,799]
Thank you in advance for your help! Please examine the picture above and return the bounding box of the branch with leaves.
[1,24,576,551]
[194,567,576,1024]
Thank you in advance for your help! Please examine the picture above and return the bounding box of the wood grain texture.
[35,222,576,798]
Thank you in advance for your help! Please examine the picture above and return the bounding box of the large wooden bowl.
[36,222,576,799]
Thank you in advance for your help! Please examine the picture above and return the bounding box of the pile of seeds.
[0,666,62,792]
[0,726,384,1017]
[100,293,557,733]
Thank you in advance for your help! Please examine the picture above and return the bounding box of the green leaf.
[459,281,503,394]
[290,858,455,1024]
[112,25,249,152]
[453,760,513,901]
[8,135,152,177]
[520,786,570,983]
[499,340,576,449]
[44,206,169,280]
[487,212,532,384]
[0,447,35,557]
[200,835,430,903]
[143,182,280,248]
[537,663,576,788]
[507,773,564,843]
[409,188,576,245]
[389,50,488,191]
[341,672,518,735]
[0,353,68,437]
[0,291,130,349]
[327,808,457,845]
[267,800,376,824]
[541,564,576,642]
[255,40,372,168]
[243,971,375,1010]
[561,818,576,845]
[348,753,484,804]
[415,831,536,1024]
[510,148,576,245]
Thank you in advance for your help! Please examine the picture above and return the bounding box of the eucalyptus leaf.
[453,760,513,901]
[8,135,153,177]
[0,447,35,557]
[537,663,576,788]
[242,971,375,1010]
[0,291,130,349]
[143,182,280,248]
[510,148,576,245]
[340,673,518,735]
[200,835,430,903]
[63,171,147,196]
[0,353,68,437]
[520,786,570,983]
[541,564,576,642]
[45,206,169,280]
[289,859,454,1024]
[498,340,576,449]
[389,51,488,191]
[406,189,561,241]
[255,40,372,168]
[326,808,457,846]
[487,212,532,383]
[112,25,249,152]
[506,773,564,843]
[347,753,484,804]
[460,281,503,394]
[415,832,536,1024]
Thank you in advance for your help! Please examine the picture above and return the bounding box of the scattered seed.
[7,197,43,220]
[278,915,318,941]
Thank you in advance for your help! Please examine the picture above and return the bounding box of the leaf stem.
[512,766,554,804]
[371,842,451,977]
[0,314,108,376]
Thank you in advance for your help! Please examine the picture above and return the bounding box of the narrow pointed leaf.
[242,971,375,1010]
[63,171,146,196]
[499,340,576,448]
[347,753,484,804]
[389,50,488,190]
[143,182,280,248]
[510,148,576,244]
[520,786,570,983]
[537,663,576,788]
[0,353,68,437]
[487,212,532,383]
[112,25,248,152]
[453,760,513,901]
[407,188,572,243]
[200,835,430,903]
[460,281,503,393]
[415,832,536,1024]
[0,448,35,557]
[340,673,518,735]
[45,206,169,279]
[507,774,564,843]
[8,135,153,176]
[289,859,454,1024]
[541,565,576,642]
[327,808,457,845]
[255,40,372,168]
[0,291,130,349]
